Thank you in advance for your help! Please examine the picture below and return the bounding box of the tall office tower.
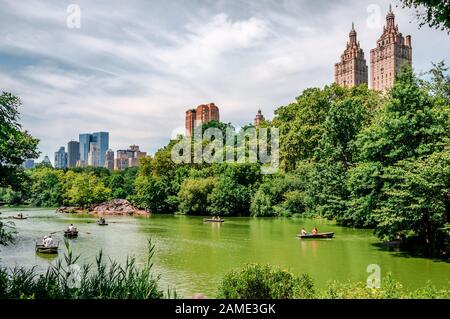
[67,141,80,168]
[54,146,67,169]
[92,132,109,166]
[254,109,265,127]
[79,132,109,167]
[79,133,91,163]
[370,5,412,92]
[185,103,220,136]
[104,149,115,170]
[335,23,368,88]
[88,143,100,167]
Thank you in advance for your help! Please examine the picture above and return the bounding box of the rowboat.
[13,215,27,220]
[204,218,224,223]
[97,221,108,226]
[297,232,334,239]
[35,243,59,254]
[64,230,79,238]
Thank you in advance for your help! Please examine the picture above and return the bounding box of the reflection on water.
[0,208,449,298]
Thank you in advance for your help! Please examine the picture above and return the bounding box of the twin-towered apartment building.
[335,6,412,92]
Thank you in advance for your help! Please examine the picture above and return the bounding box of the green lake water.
[0,208,449,298]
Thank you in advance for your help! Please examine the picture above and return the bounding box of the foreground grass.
[1,246,448,299]
[0,239,175,299]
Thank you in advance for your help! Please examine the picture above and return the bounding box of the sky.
[0,0,449,163]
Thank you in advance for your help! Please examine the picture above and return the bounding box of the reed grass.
[0,239,171,299]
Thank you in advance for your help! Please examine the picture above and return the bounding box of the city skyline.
[0,0,449,162]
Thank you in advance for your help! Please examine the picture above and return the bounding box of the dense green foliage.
[0,167,136,208]
[0,240,166,299]
[0,92,39,190]
[217,263,450,299]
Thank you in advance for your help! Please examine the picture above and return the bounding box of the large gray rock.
[57,199,149,216]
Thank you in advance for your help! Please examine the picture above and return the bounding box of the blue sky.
[0,0,449,163]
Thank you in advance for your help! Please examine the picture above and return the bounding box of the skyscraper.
[79,133,91,163]
[335,23,368,88]
[92,132,109,166]
[54,147,67,169]
[67,141,80,168]
[370,6,412,92]
[78,132,109,167]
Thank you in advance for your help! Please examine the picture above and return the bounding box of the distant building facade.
[114,145,147,170]
[104,149,115,170]
[254,109,265,127]
[79,132,109,167]
[76,160,86,168]
[54,147,67,169]
[22,159,35,169]
[370,6,412,92]
[88,143,100,167]
[185,103,220,136]
[67,141,80,168]
[335,23,368,88]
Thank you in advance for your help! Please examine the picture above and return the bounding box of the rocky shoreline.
[56,199,149,216]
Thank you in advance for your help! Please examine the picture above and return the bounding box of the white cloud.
[0,0,449,162]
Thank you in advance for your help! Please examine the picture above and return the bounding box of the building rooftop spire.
[349,22,357,43]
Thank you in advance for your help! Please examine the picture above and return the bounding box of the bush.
[217,264,314,299]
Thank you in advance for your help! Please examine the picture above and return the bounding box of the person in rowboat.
[68,224,76,232]
[300,228,307,236]
[44,235,54,247]
[312,227,318,235]
[42,235,48,245]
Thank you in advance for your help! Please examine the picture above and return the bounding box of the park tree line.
[1,63,449,257]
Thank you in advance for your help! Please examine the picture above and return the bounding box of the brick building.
[370,5,412,92]
[335,6,412,92]
[185,103,220,136]
[335,23,368,88]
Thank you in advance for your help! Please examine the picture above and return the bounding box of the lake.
[0,207,449,298]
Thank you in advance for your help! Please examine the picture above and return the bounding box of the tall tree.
[0,92,39,189]
[0,92,39,245]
